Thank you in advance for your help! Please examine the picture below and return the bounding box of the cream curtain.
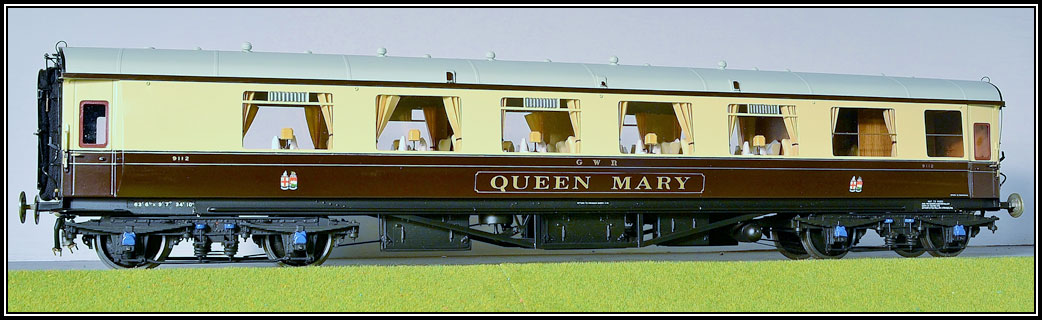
[242,91,259,136]
[883,109,896,156]
[376,95,401,139]
[566,100,581,153]
[620,102,629,152]
[303,106,329,149]
[443,97,462,151]
[831,108,840,133]
[318,93,333,148]
[672,103,694,154]
[619,102,629,138]
[781,106,799,156]
[728,104,742,141]
[635,113,651,150]
[728,105,742,154]
[524,112,545,141]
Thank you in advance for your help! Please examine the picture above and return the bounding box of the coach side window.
[832,107,896,157]
[79,101,109,148]
[925,110,964,158]
[728,104,798,156]
[501,98,580,153]
[619,101,693,155]
[376,95,462,152]
[242,91,333,150]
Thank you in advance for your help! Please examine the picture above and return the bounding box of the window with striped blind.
[501,97,581,154]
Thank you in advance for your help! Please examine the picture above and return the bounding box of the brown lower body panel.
[65,151,998,200]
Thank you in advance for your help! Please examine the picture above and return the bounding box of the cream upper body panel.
[62,78,1001,162]
[59,47,1004,162]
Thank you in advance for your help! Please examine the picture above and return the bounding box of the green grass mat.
[7,256,1034,312]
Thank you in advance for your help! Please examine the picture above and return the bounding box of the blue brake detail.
[121,232,136,246]
[195,223,207,230]
[293,231,308,245]
[833,226,848,238]
[952,225,966,237]
[883,218,894,224]
[223,223,236,230]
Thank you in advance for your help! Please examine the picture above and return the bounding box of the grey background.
[5,7,1035,262]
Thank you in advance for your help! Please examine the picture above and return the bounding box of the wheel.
[921,227,968,257]
[263,234,333,267]
[800,228,851,259]
[772,230,810,260]
[894,247,926,258]
[893,235,926,258]
[95,235,174,269]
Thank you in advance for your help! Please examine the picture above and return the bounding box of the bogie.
[66,217,358,269]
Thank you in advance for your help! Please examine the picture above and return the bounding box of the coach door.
[967,105,999,199]
[69,80,117,197]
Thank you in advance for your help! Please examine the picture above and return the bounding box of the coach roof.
[59,46,1002,103]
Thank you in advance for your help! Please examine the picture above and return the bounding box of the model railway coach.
[20,43,1024,268]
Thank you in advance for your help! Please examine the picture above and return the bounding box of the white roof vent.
[486,51,496,61]
[377,47,387,57]
[609,56,619,65]
[718,60,727,70]
[241,42,252,52]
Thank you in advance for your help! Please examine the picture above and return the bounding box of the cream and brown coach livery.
[20,43,1024,268]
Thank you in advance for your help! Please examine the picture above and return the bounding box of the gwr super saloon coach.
[20,44,1023,268]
